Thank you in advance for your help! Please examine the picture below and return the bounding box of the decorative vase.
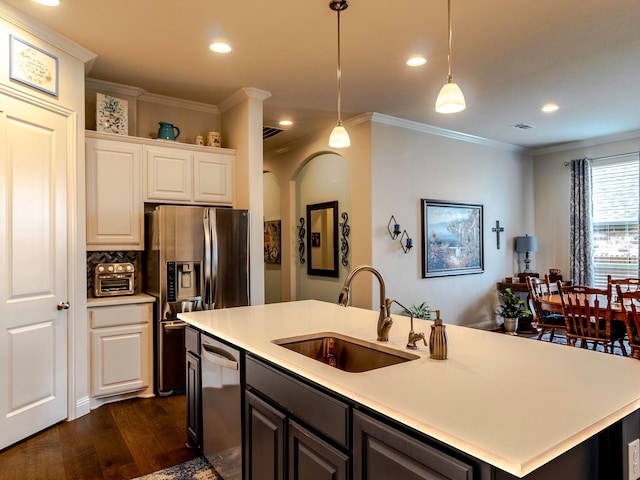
[503,317,518,336]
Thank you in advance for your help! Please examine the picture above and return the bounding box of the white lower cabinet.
[89,301,153,401]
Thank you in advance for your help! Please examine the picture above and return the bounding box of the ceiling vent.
[512,123,535,130]
[263,126,284,140]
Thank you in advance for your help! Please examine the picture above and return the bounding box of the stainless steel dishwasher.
[201,334,242,476]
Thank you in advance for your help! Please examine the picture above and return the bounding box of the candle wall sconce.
[400,230,413,254]
[297,217,306,264]
[387,215,413,253]
[339,212,350,267]
[387,215,402,240]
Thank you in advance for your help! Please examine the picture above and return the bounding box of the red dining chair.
[558,282,627,355]
[608,275,640,301]
[615,286,640,359]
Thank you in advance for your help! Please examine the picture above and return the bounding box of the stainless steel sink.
[272,332,419,373]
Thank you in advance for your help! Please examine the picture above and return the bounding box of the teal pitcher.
[157,122,180,141]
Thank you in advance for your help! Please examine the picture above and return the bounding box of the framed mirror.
[307,201,339,277]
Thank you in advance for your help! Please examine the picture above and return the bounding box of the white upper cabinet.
[144,144,193,202]
[86,133,144,251]
[144,142,234,205]
[85,131,236,250]
[193,152,234,204]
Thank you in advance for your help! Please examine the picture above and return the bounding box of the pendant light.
[329,0,351,148]
[435,0,466,114]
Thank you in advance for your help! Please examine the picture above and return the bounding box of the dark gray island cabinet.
[179,301,640,480]
[242,353,634,480]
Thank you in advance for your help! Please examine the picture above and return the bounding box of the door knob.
[57,301,70,310]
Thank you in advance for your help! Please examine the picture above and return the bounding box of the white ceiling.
[6,0,640,152]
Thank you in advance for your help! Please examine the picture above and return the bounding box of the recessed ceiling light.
[34,0,59,5]
[541,103,559,113]
[406,56,427,67]
[209,42,231,54]
[279,120,293,126]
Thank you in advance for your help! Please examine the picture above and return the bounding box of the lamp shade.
[435,79,466,113]
[515,235,538,253]
[329,123,350,148]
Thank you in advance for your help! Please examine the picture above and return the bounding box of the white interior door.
[0,92,69,450]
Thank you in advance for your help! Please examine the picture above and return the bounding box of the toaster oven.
[94,262,135,297]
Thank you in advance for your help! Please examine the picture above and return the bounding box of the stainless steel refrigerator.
[143,205,250,396]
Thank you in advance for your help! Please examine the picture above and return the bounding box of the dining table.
[539,293,627,321]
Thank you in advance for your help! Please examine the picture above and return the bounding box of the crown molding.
[138,92,219,114]
[369,113,529,154]
[531,129,640,156]
[0,2,96,71]
[85,78,146,98]
[218,87,272,113]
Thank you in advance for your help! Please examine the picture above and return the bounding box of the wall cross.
[492,220,505,249]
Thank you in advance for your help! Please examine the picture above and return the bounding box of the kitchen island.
[179,300,640,479]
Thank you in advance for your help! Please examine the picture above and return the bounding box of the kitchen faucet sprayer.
[389,299,427,349]
[337,265,393,341]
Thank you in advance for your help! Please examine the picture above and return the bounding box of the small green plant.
[496,288,531,319]
[401,302,432,320]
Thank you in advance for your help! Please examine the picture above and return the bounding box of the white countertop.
[179,299,640,478]
[87,293,155,307]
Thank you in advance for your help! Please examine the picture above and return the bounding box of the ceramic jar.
[207,131,221,147]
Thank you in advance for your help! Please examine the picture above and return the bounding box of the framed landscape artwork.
[421,199,484,278]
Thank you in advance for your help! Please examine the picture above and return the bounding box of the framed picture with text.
[9,35,59,97]
[421,199,484,278]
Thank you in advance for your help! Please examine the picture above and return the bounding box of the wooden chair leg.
[537,328,546,340]
[619,339,628,356]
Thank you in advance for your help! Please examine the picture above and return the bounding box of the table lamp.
[516,235,538,274]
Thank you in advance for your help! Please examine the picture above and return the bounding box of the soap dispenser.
[429,310,447,360]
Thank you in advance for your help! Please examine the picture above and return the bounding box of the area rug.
[134,456,222,480]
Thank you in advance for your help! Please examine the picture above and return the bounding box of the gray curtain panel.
[569,158,594,286]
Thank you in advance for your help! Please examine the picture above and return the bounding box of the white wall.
[370,116,533,327]
[219,88,271,306]
[264,117,373,307]
[533,132,640,277]
[263,171,282,303]
[295,153,351,303]
[265,113,535,327]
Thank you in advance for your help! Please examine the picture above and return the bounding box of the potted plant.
[400,301,432,320]
[496,288,531,335]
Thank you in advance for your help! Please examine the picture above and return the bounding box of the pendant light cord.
[336,7,343,124]
[446,0,452,79]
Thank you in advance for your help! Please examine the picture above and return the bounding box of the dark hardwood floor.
[0,395,199,480]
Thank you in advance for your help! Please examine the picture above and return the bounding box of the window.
[592,154,639,288]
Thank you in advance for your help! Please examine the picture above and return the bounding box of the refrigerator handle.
[203,210,213,309]
[210,211,219,308]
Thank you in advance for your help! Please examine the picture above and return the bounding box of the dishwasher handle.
[202,343,239,371]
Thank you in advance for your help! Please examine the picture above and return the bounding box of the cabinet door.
[245,390,286,480]
[193,152,234,205]
[91,321,151,398]
[186,351,201,449]
[144,144,193,202]
[353,411,474,480]
[86,136,143,250]
[288,420,349,480]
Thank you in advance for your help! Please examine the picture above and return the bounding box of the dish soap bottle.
[325,338,337,367]
[429,310,447,360]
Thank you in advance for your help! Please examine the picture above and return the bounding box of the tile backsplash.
[86,251,142,297]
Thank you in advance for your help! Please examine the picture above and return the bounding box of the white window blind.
[591,154,640,288]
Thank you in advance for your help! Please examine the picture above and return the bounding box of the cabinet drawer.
[246,355,350,448]
[354,410,474,480]
[89,303,151,328]
[185,326,200,355]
